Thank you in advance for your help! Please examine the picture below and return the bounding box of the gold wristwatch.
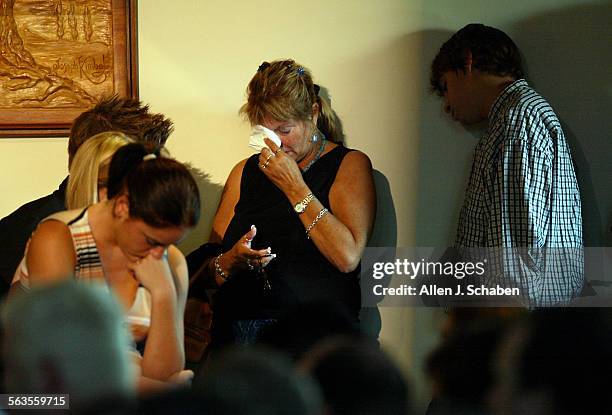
[294,193,315,214]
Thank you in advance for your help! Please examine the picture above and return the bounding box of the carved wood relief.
[0,0,137,137]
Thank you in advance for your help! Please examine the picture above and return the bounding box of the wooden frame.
[0,0,138,137]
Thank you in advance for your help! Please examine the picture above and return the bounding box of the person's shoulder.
[334,148,374,187]
[44,208,86,224]
[28,220,73,263]
[500,82,560,136]
[167,244,186,264]
[233,157,251,172]
[28,209,87,244]
[340,148,373,170]
[0,190,65,230]
[26,219,75,285]
[31,219,71,240]
[505,82,557,119]
[224,158,251,186]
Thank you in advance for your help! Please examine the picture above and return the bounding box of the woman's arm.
[260,139,376,273]
[191,159,275,288]
[294,151,376,272]
[132,246,187,380]
[26,220,76,284]
[314,151,376,271]
[209,159,247,244]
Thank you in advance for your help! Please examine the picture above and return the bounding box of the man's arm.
[498,136,551,249]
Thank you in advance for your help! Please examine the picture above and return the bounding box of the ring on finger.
[264,153,274,164]
[274,148,282,154]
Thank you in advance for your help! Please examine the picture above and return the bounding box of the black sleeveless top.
[213,145,361,335]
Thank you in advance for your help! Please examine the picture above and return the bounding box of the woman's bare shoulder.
[27,220,76,284]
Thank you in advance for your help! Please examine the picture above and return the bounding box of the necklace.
[301,136,327,173]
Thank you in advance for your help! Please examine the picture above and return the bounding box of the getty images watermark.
[360,247,612,307]
[371,257,519,297]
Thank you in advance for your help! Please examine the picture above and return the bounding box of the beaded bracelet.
[214,253,228,281]
[306,208,329,239]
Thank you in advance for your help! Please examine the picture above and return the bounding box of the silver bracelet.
[305,208,329,239]
[214,253,228,281]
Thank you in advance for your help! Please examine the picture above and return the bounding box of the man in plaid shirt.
[430,24,583,306]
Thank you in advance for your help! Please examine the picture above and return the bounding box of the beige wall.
[1,0,610,408]
[0,0,426,397]
[136,1,426,395]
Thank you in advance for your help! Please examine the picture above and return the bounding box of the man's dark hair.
[194,347,323,415]
[68,95,174,165]
[516,309,612,415]
[430,23,525,96]
[303,336,410,415]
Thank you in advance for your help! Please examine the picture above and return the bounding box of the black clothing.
[212,146,361,345]
[0,178,67,295]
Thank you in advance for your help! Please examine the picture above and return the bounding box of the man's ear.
[464,49,473,73]
[113,194,130,219]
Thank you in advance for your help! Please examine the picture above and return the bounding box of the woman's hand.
[218,225,276,280]
[138,246,188,381]
[130,253,175,299]
[167,369,194,386]
[137,370,194,394]
[258,137,306,196]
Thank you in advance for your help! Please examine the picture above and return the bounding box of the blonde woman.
[189,59,376,349]
[10,133,165,387]
[65,131,134,209]
[12,132,133,292]
[13,143,200,391]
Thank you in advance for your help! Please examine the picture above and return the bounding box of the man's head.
[68,95,174,166]
[194,346,323,415]
[2,280,135,408]
[298,336,410,415]
[430,24,524,125]
[493,309,612,415]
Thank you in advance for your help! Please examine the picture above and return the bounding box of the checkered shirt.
[455,80,584,306]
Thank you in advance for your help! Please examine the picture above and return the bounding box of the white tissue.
[249,125,282,151]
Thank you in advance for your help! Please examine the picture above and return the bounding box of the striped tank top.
[14,208,151,341]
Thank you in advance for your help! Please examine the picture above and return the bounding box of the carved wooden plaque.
[0,0,137,137]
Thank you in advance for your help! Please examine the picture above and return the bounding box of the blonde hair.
[240,59,342,142]
[66,131,133,209]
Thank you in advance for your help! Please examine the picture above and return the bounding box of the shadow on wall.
[322,74,399,339]
[178,165,223,256]
[414,6,612,251]
[409,15,612,408]
[369,170,398,248]
[361,170,397,340]
[414,29,479,247]
[314,84,398,248]
[510,2,612,248]
[342,32,422,246]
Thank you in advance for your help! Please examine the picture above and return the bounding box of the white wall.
[1,0,610,409]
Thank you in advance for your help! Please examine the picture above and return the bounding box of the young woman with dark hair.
[19,143,200,390]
